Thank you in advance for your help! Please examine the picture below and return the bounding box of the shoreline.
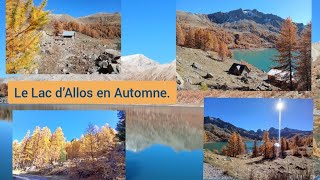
[231,47,275,52]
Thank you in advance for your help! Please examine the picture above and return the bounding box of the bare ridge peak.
[122,54,159,65]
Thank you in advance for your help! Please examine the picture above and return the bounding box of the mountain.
[78,13,121,25]
[49,14,79,23]
[49,13,120,25]
[268,127,311,139]
[204,116,261,141]
[207,9,304,33]
[177,9,306,49]
[122,54,176,80]
[204,116,312,142]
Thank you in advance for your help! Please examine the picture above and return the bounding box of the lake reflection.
[126,106,203,180]
[0,120,12,180]
[0,105,204,180]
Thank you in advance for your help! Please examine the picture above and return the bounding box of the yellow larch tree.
[34,127,51,167]
[82,124,99,159]
[29,126,41,161]
[6,0,49,74]
[50,127,66,163]
[66,139,82,159]
[98,125,116,155]
[12,140,20,169]
[19,130,33,167]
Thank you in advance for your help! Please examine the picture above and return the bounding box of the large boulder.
[176,73,184,89]
[204,73,214,79]
[94,49,121,74]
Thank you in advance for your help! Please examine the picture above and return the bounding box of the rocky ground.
[33,32,121,75]
[0,54,175,84]
[204,150,313,180]
[13,143,125,180]
[177,42,320,105]
[203,163,236,180]
[315,157,320,177]
[176,46,278,91]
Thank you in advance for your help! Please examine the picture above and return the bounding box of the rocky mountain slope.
[48,13,120,28]
[33,13,121,74]
[204,116,312,142]
[176,46,278,91]
[177,9,305,49]
[207,9,304,33]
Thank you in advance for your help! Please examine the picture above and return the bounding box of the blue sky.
[313,0,320,42]
[13,110,120,141]
[121,0,176,63]
[35,0,120,17]
[177,0,311,25]
[204,98,313,131]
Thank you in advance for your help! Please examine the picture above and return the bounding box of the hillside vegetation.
[177,9,312,91]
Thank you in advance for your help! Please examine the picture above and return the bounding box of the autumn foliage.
[6,0,49,74]
[297,23,312,91]
[177,23,233,60]
[13,123,123,175]
[273,18,312,91]
[274,18,299,90]
[0,83,8,97]
[222,132,246,157]
[52,20,121,39]
[259,131,312,159]
[13,126,65,169]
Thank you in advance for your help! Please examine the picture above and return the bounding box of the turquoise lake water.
[233,48,278,72]
[204,141,263,153]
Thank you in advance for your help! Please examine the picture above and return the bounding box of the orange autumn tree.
[204,31,214,51]
[176,23,185,46]
[218,40,228,61]
[297,23,312,91]
[185,29,196,48]
[6,0,49,74]
[262,131,270,159]
[252,139,259,157]
[280,137,288,157]
[274,17,298,90]
[53,20,63,36]
[222,132,245,157]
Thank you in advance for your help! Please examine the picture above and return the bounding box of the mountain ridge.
[49,13,120,25]
[204,116,312,142]
[207,8,304,31]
